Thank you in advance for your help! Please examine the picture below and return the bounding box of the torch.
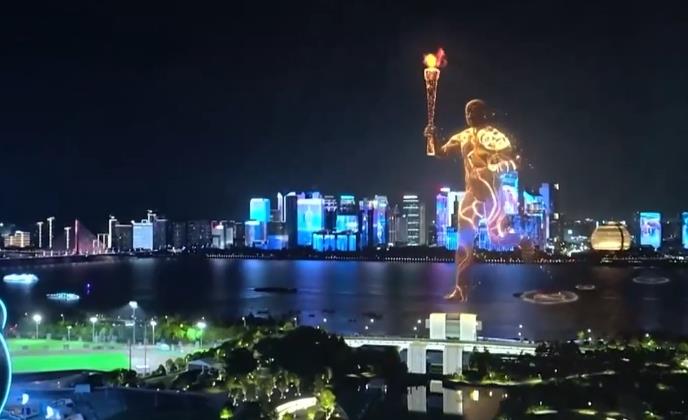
[423,48,446,156]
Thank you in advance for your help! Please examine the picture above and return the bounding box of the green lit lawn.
[12,351,128,373]
[8,339,106,352]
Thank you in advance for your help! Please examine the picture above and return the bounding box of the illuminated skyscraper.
[336,195,358,234]
[403,195,425,246]
[373,195,388,246]
[358,198,374,249]
[297,197,324,246]
[324,195,338,231]
[245,220,267,248]
[107,216,117,249]
[132,220,154,250]
[250,198,271,224]
[435,192,449,246]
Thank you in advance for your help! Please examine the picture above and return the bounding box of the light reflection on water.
[407,383,505,419]
[0,257,687,340]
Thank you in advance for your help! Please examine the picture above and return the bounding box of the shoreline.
[0,250,683,268]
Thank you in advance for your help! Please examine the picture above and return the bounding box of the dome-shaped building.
[590,223,631,251]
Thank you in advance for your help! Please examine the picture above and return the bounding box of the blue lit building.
[313,231,357,252]
[637,211,662,250]
[500,171,519,215]
[446,227,458,251]
[358,199,374,249]
[250,198,271,224]
[373,195,388,246]
[436,192,448,247]
[132,220,153,250]
[245,220,267,248]
[297,197,324,246]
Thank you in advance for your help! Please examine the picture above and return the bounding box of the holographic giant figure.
[424,99,516,300]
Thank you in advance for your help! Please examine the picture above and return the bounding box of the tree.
[224,348,257,376]
[219,406,234,419]
[282,413,295,420]
[318,388,337,420]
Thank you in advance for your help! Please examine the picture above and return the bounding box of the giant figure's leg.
[445,194,479,300]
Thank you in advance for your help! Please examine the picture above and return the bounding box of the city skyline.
[2,2,688,227]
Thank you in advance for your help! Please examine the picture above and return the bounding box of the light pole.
[32,314,42,339]
[150,320,157,346]
[67,325,72,341]
[241,316,246,328]
[47,217,55,250]
[90,316,98,342]
[196,321,207,348]
[36,221,43,249]
[64,226,71,253]
[129,301,138,345]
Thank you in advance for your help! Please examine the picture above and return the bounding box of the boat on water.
[3,273,39,285]
[46,292,81,302]
[253,287,297,294]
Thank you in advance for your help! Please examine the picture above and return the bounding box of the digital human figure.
[425,99,517,300]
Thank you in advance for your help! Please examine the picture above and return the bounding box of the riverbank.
[2,248,685,268]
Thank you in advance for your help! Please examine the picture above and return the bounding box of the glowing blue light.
[45,405,54,419]
[0,298,11,413]
[21,393,29,405]
[639,212,662,250]
[682,212,688,250]
[3,273,39,285]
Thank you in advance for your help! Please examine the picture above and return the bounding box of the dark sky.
[2,1,687,231]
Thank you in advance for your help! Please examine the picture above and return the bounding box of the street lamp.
[196,321,207,348]
[150,320,157,346]
[241,316,246,328]
[67,325,72,341]
[129,301,138,344]
[89,316,98,342]
[32,314,42,339]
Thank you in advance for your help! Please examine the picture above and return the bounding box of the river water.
[2,256,687,340]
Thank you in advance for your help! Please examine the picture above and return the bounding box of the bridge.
[344,335,536,375]
[344,313,537,376]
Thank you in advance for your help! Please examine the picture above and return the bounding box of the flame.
[424,53,438,68]
[423,48,447,68]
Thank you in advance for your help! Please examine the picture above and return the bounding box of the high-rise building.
[171,221,187,249]
[267,221,288,250]
[3,231,31,248]
[403,195,424,246]
[335,194,358,234]
[187,220,212,248]
[250,198,271,224]
[297,197,324,246]
[373,195,388,246]
[211,221,233,249]
[153,218,168,250]
[113,224,133,251]
[132,220,154,250]
[324,195,338,231]
[285,193,298,248]
[635,211,662,250]
[436,192,449,247]
[358,199,375,249]
[245,220,267,248]
[276,192,284,222]
[107,216,118,249]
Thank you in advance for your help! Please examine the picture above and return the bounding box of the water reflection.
[1,258,687,339]
[407,382,505,418]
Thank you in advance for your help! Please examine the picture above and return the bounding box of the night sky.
[2,1,687,230]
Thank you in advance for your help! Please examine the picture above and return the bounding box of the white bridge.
[343,313,537,376]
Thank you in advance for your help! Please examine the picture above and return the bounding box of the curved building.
[590,223,631,251]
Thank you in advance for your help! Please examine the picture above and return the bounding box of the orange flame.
[423,48,447,68]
